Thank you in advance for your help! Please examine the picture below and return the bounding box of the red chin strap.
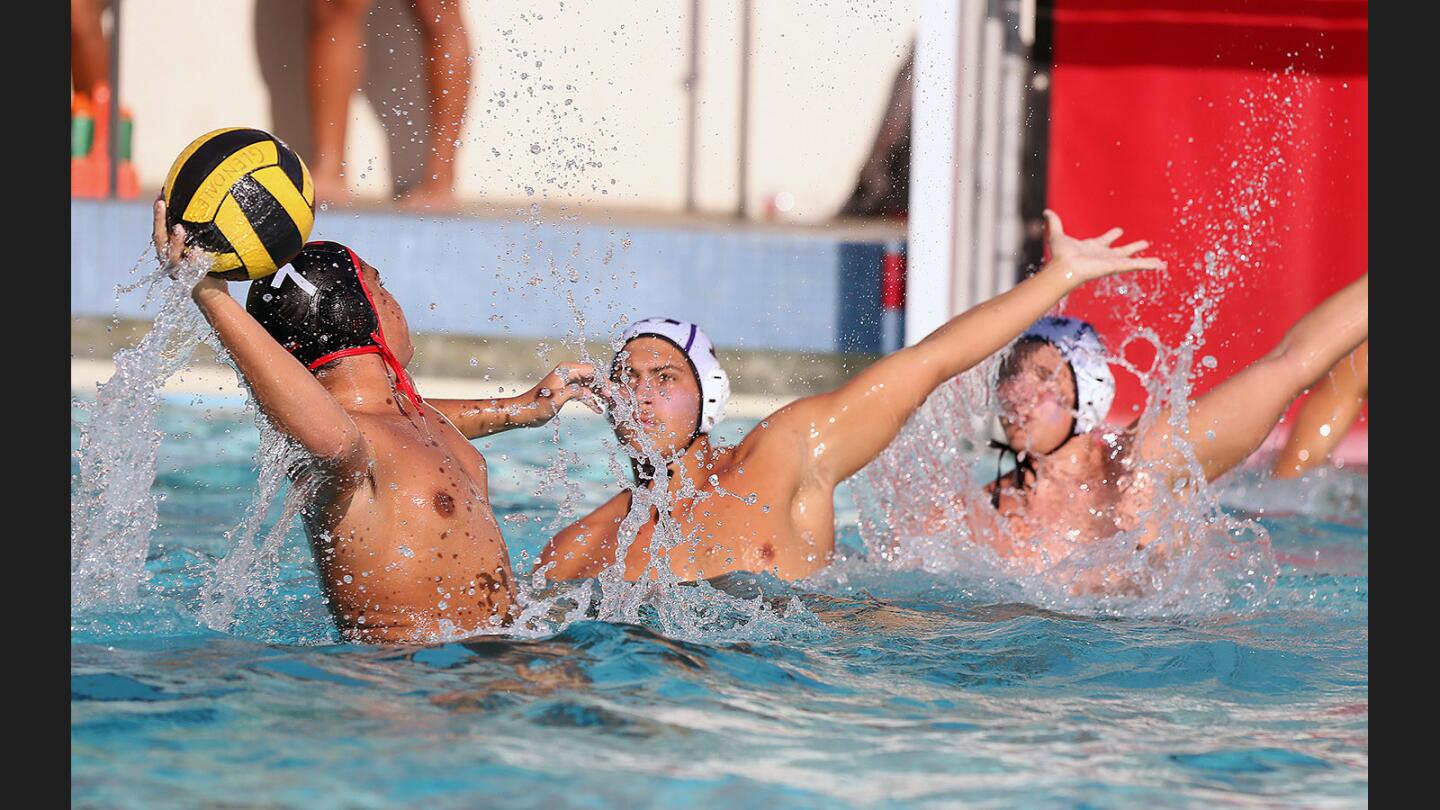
[305,344,424,415]
[301,245,425,417]
[376,342,424,415]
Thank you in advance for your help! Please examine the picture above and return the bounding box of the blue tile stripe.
[71,199,902,354]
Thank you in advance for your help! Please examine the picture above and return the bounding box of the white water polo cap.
[615,317,731,434]
[1018,316,1116,435]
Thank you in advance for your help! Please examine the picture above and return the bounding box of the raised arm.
[156,201,368,474]
[758,211,1164,487]
[1135,274,1368,484]
[1272,340,1367,478]
[429,362,603,440]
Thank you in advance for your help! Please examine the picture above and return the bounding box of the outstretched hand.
[1043,209,1166,283]
[528,362,607,421]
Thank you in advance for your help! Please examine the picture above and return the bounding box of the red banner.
[1047,0,1367,435]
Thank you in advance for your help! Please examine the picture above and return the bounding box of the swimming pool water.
[71,396,1367,808]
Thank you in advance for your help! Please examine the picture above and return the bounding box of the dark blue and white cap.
[1018,316,1116,434]
[615,317,732,434]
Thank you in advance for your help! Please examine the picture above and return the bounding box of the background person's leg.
[308,0,371,204]
[399,0,472,211]
[71,0,110,95]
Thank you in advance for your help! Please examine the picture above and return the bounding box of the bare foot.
[397,182,459,213]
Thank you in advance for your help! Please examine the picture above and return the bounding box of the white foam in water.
[67,242,339,637]
[71,253,215,611]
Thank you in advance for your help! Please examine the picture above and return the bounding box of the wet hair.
[245,241,380,369]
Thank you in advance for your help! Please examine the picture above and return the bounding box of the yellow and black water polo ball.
[163,127,315,281]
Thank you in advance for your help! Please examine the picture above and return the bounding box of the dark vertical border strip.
[1018,0,1056,280]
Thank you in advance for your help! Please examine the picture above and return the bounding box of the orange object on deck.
[71,84,139,199]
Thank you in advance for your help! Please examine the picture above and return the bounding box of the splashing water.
[473,38,810,642]
[849,326,1276,618]
[1098,69,1315,344]
[74,3,807,647]
[509,361,812,644]
[68,243,350,640]
[848,73,1322,618]
[71,254,216,610]
[193,420,314,635]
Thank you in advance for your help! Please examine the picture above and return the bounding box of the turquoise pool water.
[71,396,1367,808]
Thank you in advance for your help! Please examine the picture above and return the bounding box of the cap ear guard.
[698,362,731,433]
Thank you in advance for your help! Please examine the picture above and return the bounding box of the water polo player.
[941,272,1368,569]
[536,211,1165,583]
[155,201,600,642]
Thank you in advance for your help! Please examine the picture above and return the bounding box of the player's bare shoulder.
[728,404,815,483]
